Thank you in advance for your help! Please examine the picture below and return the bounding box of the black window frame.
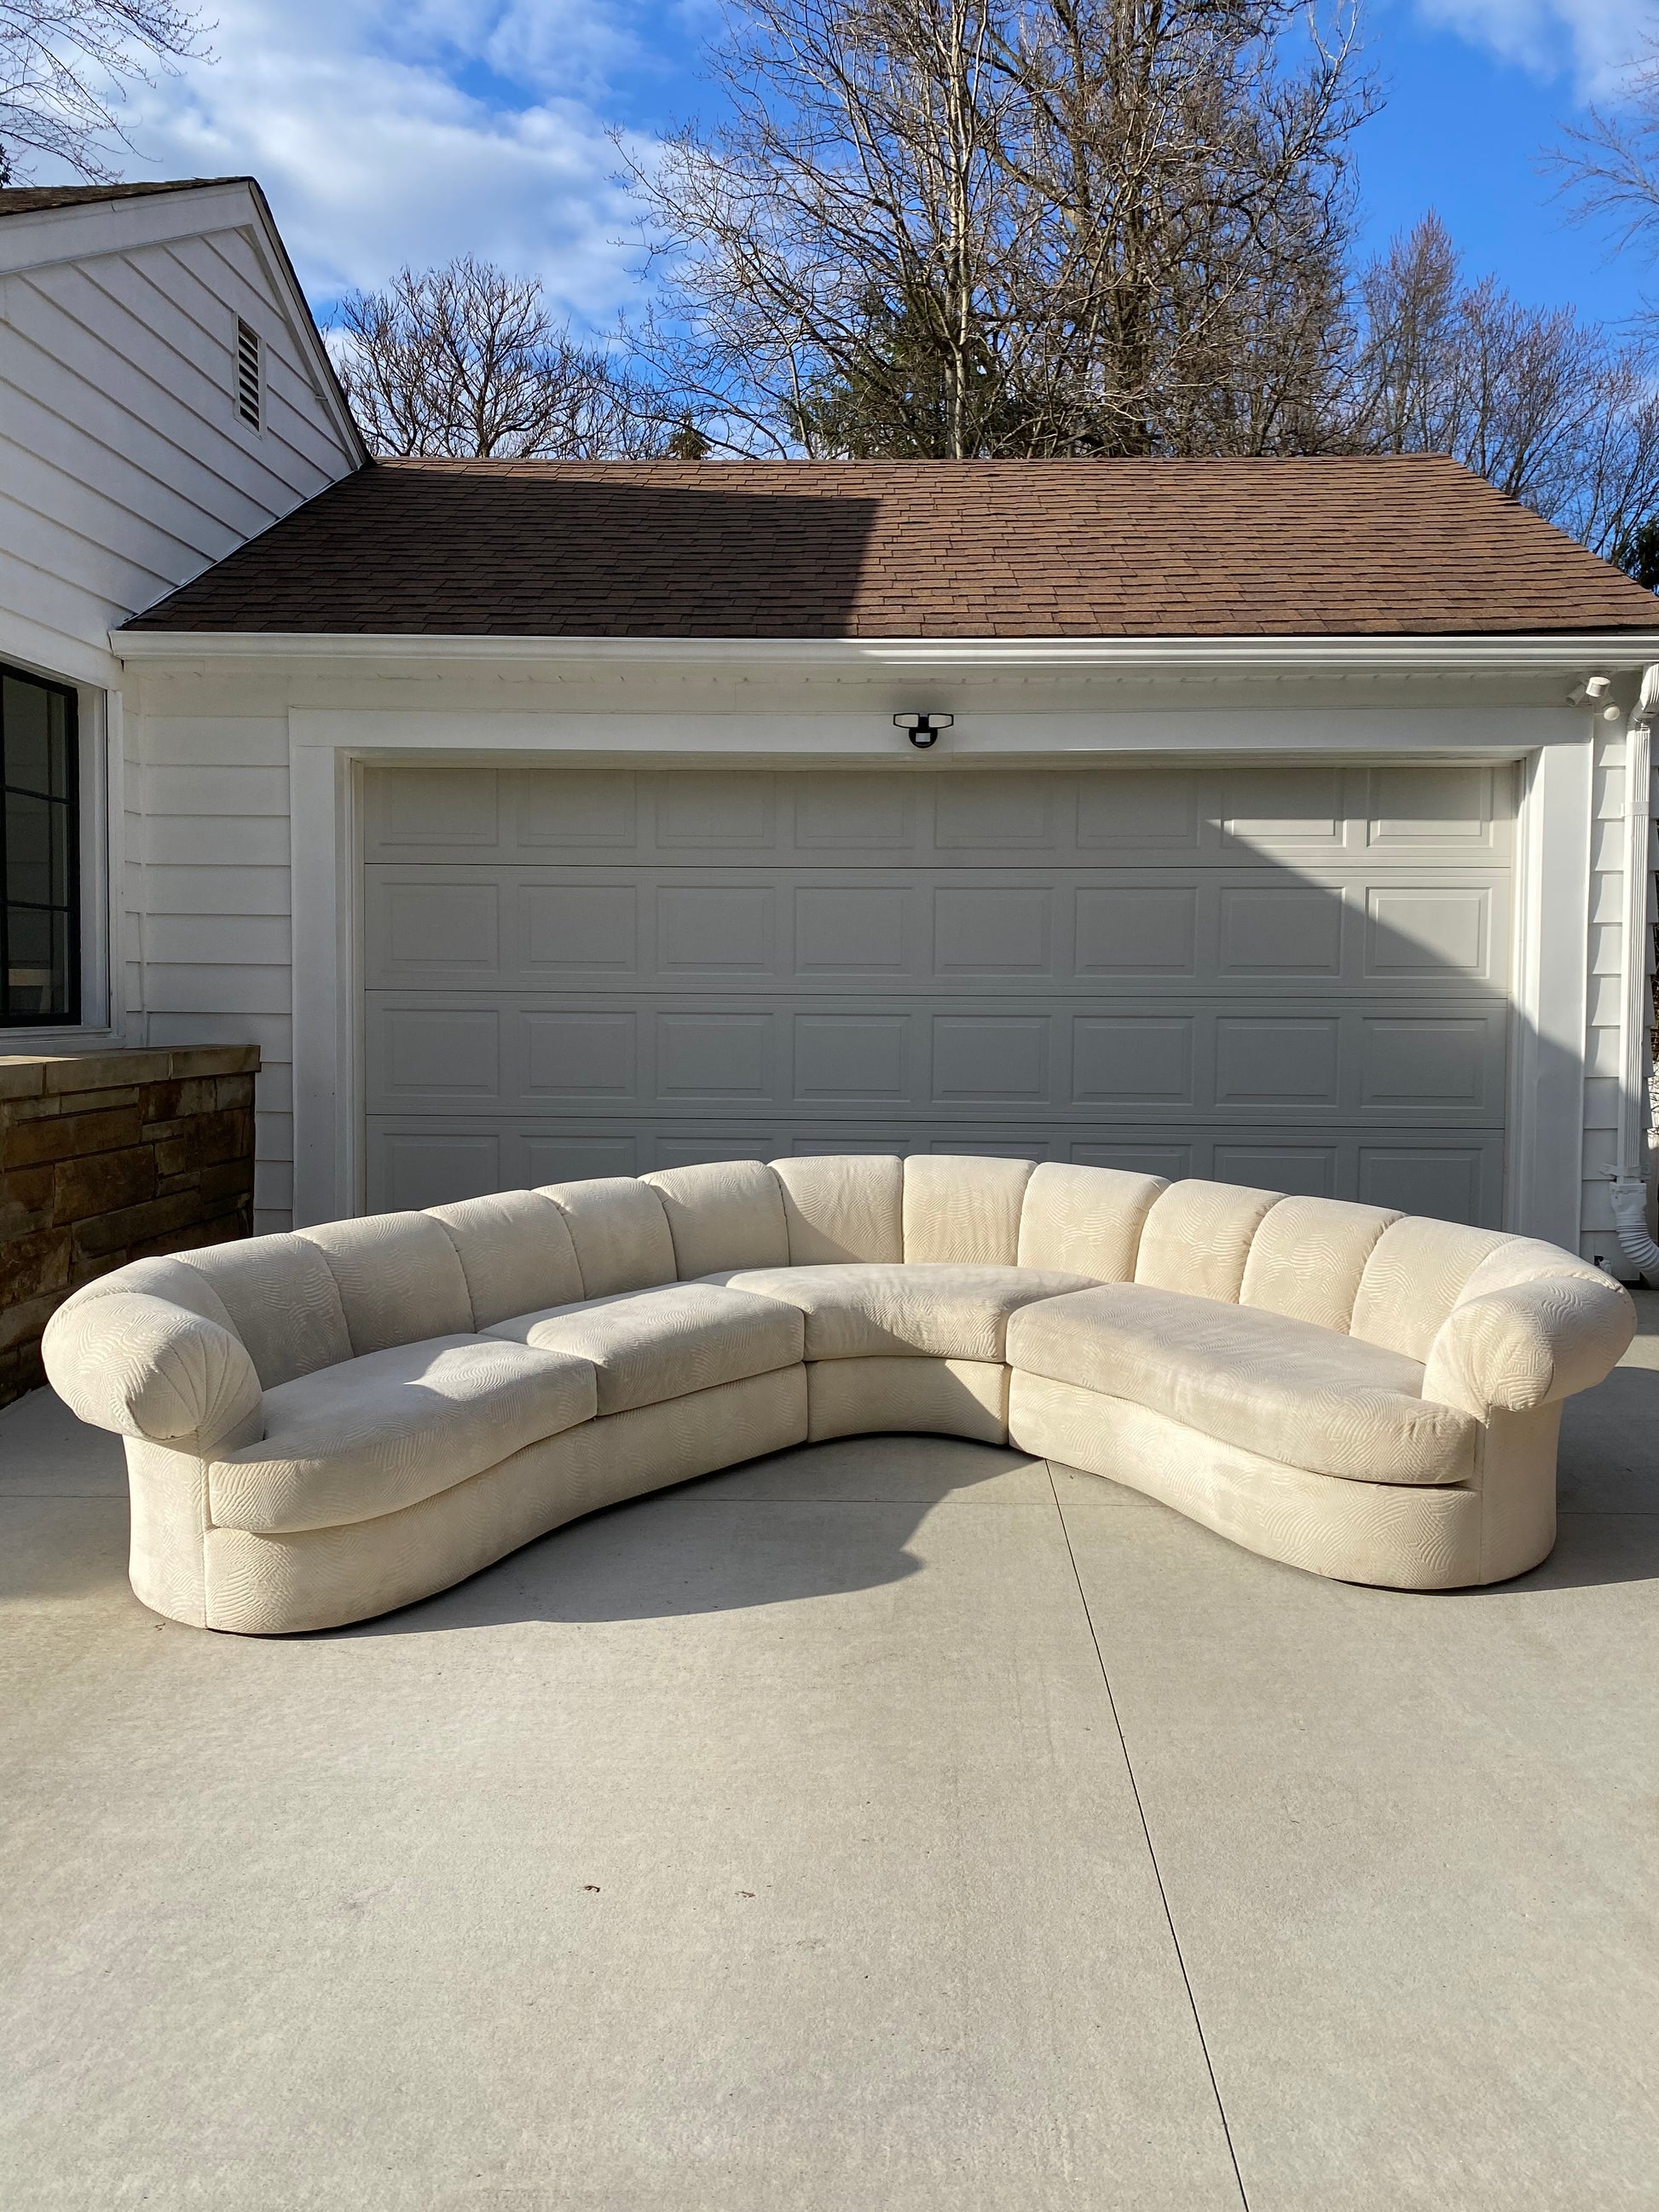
[1,660,81,1028]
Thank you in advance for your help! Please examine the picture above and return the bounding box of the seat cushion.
[1007,1284,1477,1486]
[211,1337,598,1535]
[713,1263,1095,1363]
[484,1283,803,1415]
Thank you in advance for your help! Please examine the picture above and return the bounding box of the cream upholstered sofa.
[42,1156,1636,1634]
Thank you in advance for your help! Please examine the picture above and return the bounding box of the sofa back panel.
[641,1160,789,1278]
[296,1214,474,1358]
[537,1176,676,1298]
[903,1154,1034,1265]
[174,1235,353,1386]
[1135,1180,1285,1303]
[1240,1197,1402,1334]
[1015,1162,1167,1280]
[1349,1217,1509,1360]
[425,1190,584,1331]
[770,1154,904,1264]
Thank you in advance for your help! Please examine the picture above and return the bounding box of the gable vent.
[234,319,263,429]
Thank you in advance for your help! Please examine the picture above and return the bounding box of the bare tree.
[1549,34,1659,282]
[1343,214,1659,563]
[621,0,1374,458]
[0,0,207,182]
[331,259,680,461]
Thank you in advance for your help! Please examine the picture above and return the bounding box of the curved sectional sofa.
[42,1155,1636,1634]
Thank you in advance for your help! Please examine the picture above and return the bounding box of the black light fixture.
[895,711,953,749]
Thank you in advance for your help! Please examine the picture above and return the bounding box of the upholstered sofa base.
[137,1367,809,1636]
[1005,1373,1560,1591]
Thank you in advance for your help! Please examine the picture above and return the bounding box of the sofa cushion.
[714,1262,1095,1362]
[1014,1161,1166,1281]
[295,1214,474,1356]
[1134,1180,1285,1303]
[485,1283,803,1415]
[1007,1284,1476,1485]
[425,1190,583,1329]
[1239,1196,1401,1335]
[536,1176,676,1298]
[178,1233,353,1384]
[1350,1217,1509,1360]
[210,1337,598,1534]
[641,1159,789,1277]
[902,1154,1034,1264]
[770,1154,904,1263]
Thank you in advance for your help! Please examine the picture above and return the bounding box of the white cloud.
[87,0,655,323]
[1412,0,1659,98]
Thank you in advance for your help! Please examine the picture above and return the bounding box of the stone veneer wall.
[0,1044,258,1409]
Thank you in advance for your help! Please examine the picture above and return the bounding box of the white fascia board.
[0,180,366,468]
[113,628,1659,675]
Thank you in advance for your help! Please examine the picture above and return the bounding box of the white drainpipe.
[1608,665,1659,1283]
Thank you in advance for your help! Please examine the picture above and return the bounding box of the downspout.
[1608,664,1659,1283]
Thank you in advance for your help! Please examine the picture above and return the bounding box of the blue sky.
[74,0,1659,338]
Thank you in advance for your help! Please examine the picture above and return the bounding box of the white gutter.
[110,628,1659,674]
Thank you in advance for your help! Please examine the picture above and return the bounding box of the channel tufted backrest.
[296,1213,474,1357]
[537,1176,676,1298]
[176,1233,353,1385]
[903,1155,1034,1264]
[643,1160,789,1278]
[1348,1217,1509,1360]
[770,1154,904,1263]
[1239,1197,1402,1335]
[1135,1180,1285,1302]
[1015,1163,1167,1279]
[425,1190,583,1330]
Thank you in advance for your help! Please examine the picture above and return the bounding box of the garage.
[362,757,1514,1223]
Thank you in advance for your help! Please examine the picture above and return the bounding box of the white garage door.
[363,762,1514,1225]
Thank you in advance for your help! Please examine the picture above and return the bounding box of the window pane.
[7,905,56,1016]
[4,791,55,907]
[2,674,55,795]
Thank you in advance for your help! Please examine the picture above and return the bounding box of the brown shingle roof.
[123,455,1659,639]
[0,178,245,217]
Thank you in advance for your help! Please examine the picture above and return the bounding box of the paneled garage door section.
[362,764,1514,1224]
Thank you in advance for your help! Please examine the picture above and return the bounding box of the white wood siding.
[0,188,357,685]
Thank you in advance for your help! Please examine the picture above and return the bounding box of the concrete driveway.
[3,1296,1656,2209]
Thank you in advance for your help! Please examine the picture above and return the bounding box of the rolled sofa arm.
[1421,1273,1637,1420]
[42,1290,263,1453]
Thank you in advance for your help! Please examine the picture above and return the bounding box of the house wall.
[113,645,1654,1260]
[0,183,360,692]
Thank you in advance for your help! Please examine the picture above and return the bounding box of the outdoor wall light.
[895,712,953,749]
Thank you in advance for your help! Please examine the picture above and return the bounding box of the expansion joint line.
[1045,1466,1251,2212]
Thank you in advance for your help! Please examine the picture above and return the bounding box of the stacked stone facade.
[0,1044,258,1407]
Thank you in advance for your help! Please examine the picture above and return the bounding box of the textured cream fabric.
[211,1337,598,1534]
[807,1355,1008,1444]
[1014,1162,1166,1281]
[770,1153,904,1263]
[1135,1180,1284,1302]
[1008,1372,1491,1589]
[902,1154,1034,1265]
[1239,1196,1401,1333]
[198,1366,809,1633]
[1007,1283,1475,1484]
[171,1233,353,1385]
[1350,1217,1508,1359]
[641,1159,789,1278]
[716,1262,1094,1361]
[298,1214,474,1355]
[425,1190,583,1330]
[51,1253,239,1331]
[537,1176,676,1297]
[1423,1272,1636,1417]
[485,1282,802,1415]
[43,1289,263,1451]
[125,1436,211,1629]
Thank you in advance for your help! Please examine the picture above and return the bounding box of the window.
[235,317,263,429]
[1,663,79,1026]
